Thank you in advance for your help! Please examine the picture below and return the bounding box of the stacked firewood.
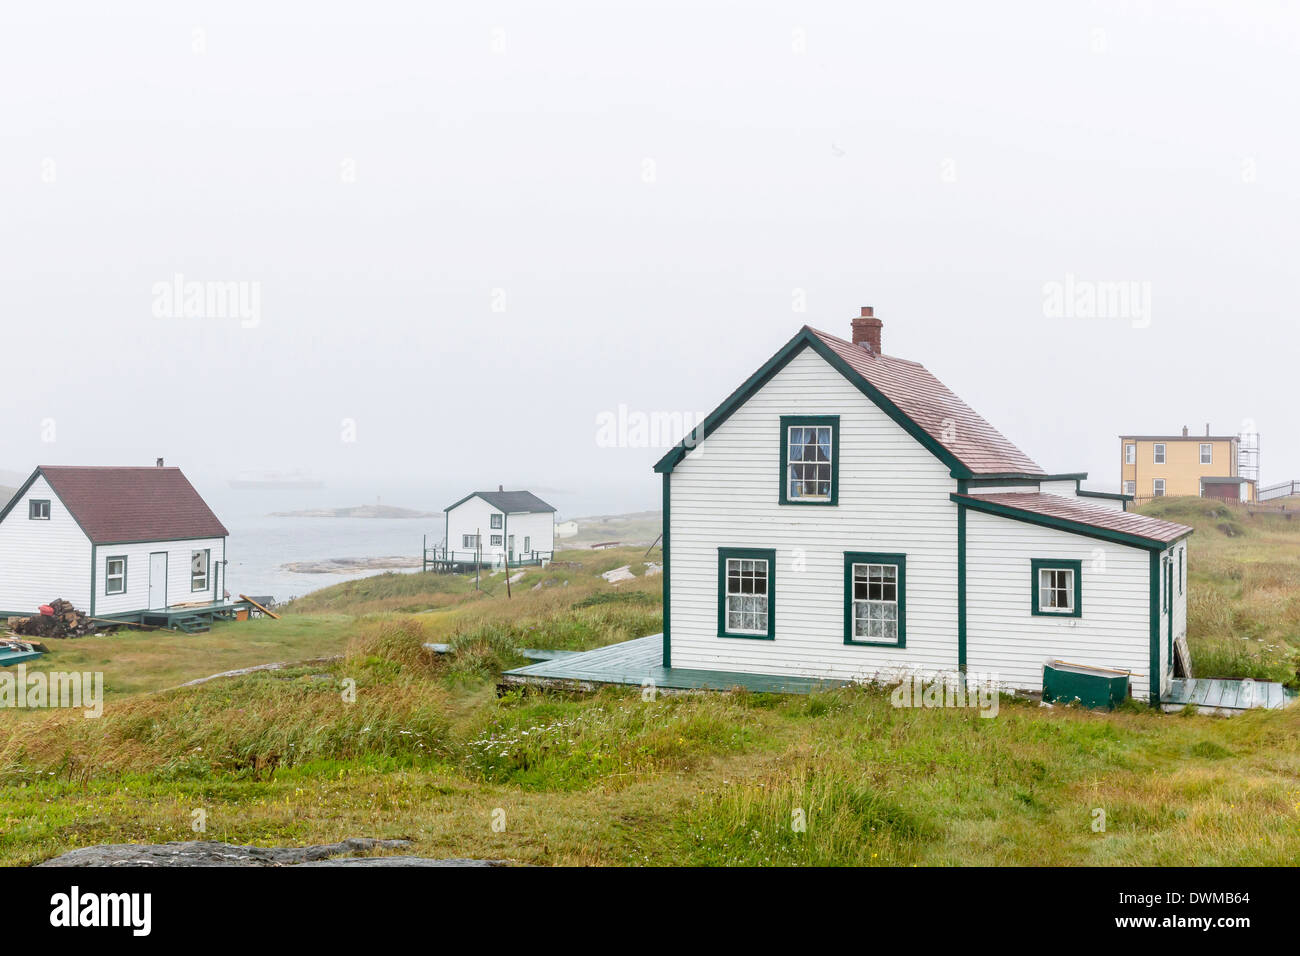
[9,599,97,639]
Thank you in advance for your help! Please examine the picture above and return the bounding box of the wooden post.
[505,548,512,599]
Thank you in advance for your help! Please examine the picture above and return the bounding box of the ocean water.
[223,514,438,604]
[202,479,655,604]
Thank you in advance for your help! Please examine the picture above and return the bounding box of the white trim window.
[725,558,769,635]
[1153,443,1166,464]
[1153,478,1166,497]
[105,557,127,595]
[191,549,210,592]
[461,534,480,549]
[1200,443,1212,465]
[523,536,531,552]
[1038,567,1075,613]
[1123,480,1136,495]
[787,425,833,500]
[851,563,900,642]
[1124,443,1135,465]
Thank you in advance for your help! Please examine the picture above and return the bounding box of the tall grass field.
[1,503,1296,866]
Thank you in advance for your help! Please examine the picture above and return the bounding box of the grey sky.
[2,1,1295,517]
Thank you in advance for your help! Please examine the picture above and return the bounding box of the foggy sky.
[2,1,1296,518]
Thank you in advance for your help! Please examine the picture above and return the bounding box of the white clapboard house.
[0,465,229,623]
[442,487,556,567]
[653,309,1193,703]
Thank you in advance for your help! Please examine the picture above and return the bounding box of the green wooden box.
[1042,660,1130,709]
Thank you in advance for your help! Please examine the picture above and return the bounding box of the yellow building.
[1119,428,1255,502]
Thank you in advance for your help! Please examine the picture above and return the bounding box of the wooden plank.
[239,594,280,620]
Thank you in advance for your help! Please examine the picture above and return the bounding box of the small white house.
[442,487,556,565]
[653,308,1192,704]
[0,465,229,621]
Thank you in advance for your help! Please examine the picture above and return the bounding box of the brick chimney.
[156,457,164,467]
[851,306,882,354]
[1181,426,1188,437]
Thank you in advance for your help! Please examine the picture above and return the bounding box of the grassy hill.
[1,517,1297,867]
[1137,497,1300,684]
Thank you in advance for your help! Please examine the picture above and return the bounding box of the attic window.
[28,499,50,520]
[1031,559,1081,617]
[780,416,839,505]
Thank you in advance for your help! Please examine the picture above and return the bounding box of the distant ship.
[229,469,326,490]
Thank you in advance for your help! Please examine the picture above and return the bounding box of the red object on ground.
[39,605,54,616]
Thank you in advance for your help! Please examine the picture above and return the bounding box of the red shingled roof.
[955,492,1192,545]
[39,466,228,544]
[807,327,1045,476]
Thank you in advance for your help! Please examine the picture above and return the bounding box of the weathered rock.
[35,838,505,867]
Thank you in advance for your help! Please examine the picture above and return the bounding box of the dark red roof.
[956,492,1192,545]
[39,466,228,544]
[807,328,1045,475]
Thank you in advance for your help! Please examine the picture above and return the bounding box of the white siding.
[0,476,92,613]
[669,346,961,682]
[95,537,226,615]
[445,497,554,562]
[965,509,1154,698]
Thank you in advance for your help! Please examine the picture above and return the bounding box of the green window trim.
[105,555,128,596]
[490,514,503,530]
[1030,558,1082,617]
[28,499,51,520]
[1178,548,1183,595]
[779,415,839,506]
[843,551,907,648]
[717,547,776,640]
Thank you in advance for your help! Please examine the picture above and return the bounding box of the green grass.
[1,531,1298,866]
[1138,497,1300,685]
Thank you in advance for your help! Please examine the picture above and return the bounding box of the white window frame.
[850,562,901,643]
[785,423,834,502]
[1123,480,1136,496]
[1200,443,1212,465]
[191,549,210,592]
[724,557,770,636]
[105,556,127,595]
[1153,443,1166,464]
[461,533,479,549]
[1038,567,1075,614]
[523,536,531,552]
[1153,478,1166,497]
[1124,443,1135,465]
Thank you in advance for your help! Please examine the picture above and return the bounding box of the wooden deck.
[501,634,848,695]
[97,600,256,633]
[1163,677,1296,714]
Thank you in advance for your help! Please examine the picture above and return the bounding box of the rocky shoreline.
[281,556,422,574]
